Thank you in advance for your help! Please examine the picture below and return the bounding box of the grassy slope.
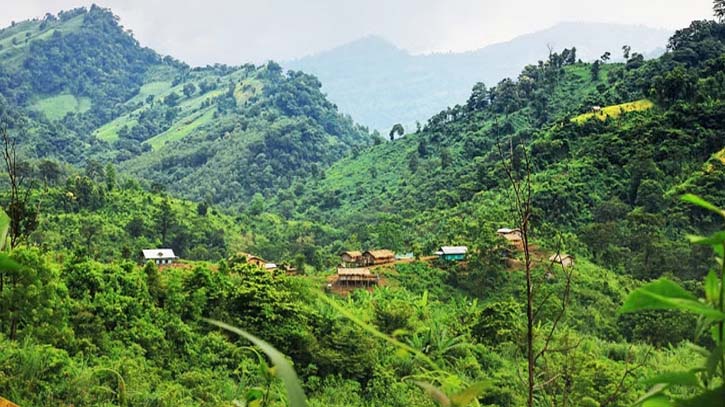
[30,94,92,120]
[146,108,215,149]
[94,69,258,147]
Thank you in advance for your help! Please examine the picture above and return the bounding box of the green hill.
[0,6,371,204]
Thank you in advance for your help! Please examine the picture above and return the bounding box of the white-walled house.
[142,249,178,265]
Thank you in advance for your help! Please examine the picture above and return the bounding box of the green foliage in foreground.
[0,241,709,406]
[620,194,725,406]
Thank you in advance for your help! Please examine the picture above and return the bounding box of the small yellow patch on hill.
[705,148,725,173]
[572,99,654,124]
[716,148,725,165]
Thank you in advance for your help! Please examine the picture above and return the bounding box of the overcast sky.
[0,0,715,65]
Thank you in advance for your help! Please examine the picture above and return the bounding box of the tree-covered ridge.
[117,63,372,205]
[0,6,164,127]
[0,6,372,203]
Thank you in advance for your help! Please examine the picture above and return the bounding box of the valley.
[0,4,724,407]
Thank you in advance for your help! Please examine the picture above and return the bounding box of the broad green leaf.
[205,319,307,407]
[684,343,710,358]
[0,253,20,271]
[686,232,725,247]
[641,395,672,407]
[450,380,492,406]
[419,290,429,307]
[704,270,720,306]
[413,381,451,407]
[620,278,725,320]
[705,346,722,377]
[633,383,668,406]
[681,194,725,219]
[392,328,410,338]
[246,388,264,401]
[675,385,725,407]
[642,371,701,388]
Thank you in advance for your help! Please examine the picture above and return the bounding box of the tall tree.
[388,123,404,141]
[716,0,725,22]
[1,127,37,249]
[105,163,116,191]
[156,198,175,245]
[622,45,631,59]
[498,139,574,407]
[591,60,601,81]
[37,160,63,189]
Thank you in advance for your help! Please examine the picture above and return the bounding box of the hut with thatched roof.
[362,249,396,266]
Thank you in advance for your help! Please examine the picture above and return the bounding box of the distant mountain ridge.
[286,22,672,132]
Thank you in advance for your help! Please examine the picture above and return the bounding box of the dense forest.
[0,3,724,407]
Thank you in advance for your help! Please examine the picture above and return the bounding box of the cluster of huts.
[336,250,395,287]
[340,250,396,267]
[143,226,573,293]
[496,228,575,267]
[142,249,293,272]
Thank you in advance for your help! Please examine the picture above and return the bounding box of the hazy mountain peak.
[293,34,406,63]
[286,21,673,132]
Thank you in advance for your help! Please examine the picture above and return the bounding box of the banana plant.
[619,194,725,406]
[205,319,307,407]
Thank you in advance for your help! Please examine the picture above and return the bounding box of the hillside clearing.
[144,108,215,150]
[31,94,91,120]
[571,99,654,124]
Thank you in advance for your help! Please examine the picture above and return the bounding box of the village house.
[436,246,468,262]
[336,267,379,287]
[340,250,363,267]
[230,252,278,270]
[549,253,575,268]
[497,228,523,241]
[240,253,266,268]
[497,228,524,249]
[142,249,178,265]
[362,249,396,266]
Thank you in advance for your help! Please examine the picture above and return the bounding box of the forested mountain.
[0,6,371,204]
[286,22,671,132]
